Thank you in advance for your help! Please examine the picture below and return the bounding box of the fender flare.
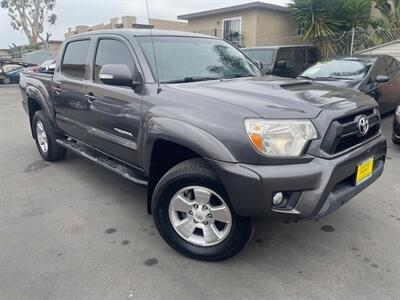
[26,85,58,134]
[141,117,237,173]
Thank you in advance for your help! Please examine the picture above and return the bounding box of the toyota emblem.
[357,116,369,136]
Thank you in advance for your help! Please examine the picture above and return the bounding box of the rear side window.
[308,49,318,63]
[94,39,135,82]
[294,49,306,63]
[276,49,291,62]
[62,40,90,80]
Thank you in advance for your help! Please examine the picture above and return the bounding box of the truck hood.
[166,76,374,119]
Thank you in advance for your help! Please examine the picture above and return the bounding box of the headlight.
[245,119,318,157]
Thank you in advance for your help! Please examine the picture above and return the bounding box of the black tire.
[32,110,67,161]
[393,135,400,145]
[152,158,253,261]
[3,77,11,84]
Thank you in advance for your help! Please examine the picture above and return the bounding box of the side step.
[56,138,148,186]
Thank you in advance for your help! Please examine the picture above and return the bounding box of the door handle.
[54,87,63,95]
[85,94,96,104]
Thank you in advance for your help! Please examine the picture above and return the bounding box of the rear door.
[53,39,92,142]
[84,36,142,167]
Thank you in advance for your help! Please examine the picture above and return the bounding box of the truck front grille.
[321,109,380,155]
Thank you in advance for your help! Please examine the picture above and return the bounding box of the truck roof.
[69,29,217,40]
[243,45,315,50]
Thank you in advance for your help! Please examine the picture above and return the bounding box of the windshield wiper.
[162,76,221,84]
[223,74,254,79]
[299,75,314,80]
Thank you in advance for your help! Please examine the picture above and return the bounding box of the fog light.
[272,192,284,206]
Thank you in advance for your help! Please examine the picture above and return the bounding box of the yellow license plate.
[356,157,374,185]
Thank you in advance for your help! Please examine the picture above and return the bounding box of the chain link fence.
[314,27,400,58]
[195,27,400,59]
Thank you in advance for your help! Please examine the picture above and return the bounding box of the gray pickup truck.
[20,29,387,261]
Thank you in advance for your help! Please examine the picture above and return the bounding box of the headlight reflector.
[245,119,318,157]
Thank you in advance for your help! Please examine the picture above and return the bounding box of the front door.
[384,56,400,113]
[53,39,91,142]
[85,37,142,167]
[364,57,391,114]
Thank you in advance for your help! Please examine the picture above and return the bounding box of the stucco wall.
[185,8,302,47]
[256,10,303,46]
[149,19,189,31]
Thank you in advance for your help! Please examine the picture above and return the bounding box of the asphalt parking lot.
[0,84,399,300]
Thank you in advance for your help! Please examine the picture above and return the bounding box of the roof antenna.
[145,0,161,93]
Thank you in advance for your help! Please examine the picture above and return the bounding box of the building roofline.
[178,1,289,20]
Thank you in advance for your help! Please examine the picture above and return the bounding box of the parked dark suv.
[242,45,319,78]
[20,30,386,261]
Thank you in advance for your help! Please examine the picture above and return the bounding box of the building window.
[222,17,242,46]
[297,24,306,37]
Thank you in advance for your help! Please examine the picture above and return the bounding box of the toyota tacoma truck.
[20,29,387,261]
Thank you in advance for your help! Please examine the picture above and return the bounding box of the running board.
[56,138,148,186]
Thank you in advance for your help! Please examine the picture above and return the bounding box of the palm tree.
[375,0,400,28]
[289,0,342,40]
[341,0,374,30]
[290,0,374,40]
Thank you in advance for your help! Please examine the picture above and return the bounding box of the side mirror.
[99,64,138,87]
[375,75,389,83]
[43,64,55,74]
[275,60,288,69]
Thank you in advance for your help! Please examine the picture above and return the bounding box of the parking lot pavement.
[0,84,399,300]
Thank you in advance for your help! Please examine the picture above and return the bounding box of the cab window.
[294,49,306,64]
[94,39,135,82]
[61,40,90,80]
[386,57,398,78]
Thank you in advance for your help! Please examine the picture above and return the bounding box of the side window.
[371,58,388,81]
[369,58,387,84]
[62,40,90,79]
[94,39,135,82]
[308,49,318,64]
[276,49,291,63]
[294,49,306,64]
[386,57,398,78]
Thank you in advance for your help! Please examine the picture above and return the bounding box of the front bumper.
[207,134,387,221]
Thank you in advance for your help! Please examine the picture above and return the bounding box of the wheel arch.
[26,86,57,138]
[142,118,237,214]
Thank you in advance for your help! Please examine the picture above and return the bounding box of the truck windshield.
[136,36,262,83]
[301,59,370,80]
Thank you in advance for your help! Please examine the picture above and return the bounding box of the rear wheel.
[152,158,253,261]
[2,77,11,84]
[33,110,67,161]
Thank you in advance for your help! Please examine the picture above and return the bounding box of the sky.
[0,0,290,48]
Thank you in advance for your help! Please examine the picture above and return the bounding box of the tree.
[0,0,57,46]
[375,0,400,28]
[289,0,374,40]
[289,0,342,40]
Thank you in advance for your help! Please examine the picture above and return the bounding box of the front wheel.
[2,77,11,84]
[152,158,253,261]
